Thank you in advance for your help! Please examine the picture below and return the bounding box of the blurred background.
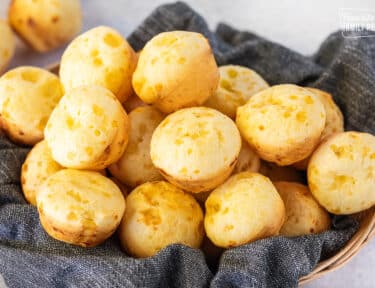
[0,0,374,287]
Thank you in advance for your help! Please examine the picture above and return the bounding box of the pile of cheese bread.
[0,1,374,261]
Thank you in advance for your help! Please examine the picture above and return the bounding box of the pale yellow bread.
[0,20,15,74]
[204,172,285,248]
[0,66,64,145]
[37,169,126,247]
[236,84,326,165]
[119,181,204,258]
[233,140,261,174]
[45,85,129,170]
[109,106,164,187]
[205,65,269,118]
[308,131,375,214]
[9,0,82,52]
[21,140,63,206]
[294,88,344,170]
[132,31,219,113]
[150,107,241,192]
[60,26,137,103]
[274,181,330,237]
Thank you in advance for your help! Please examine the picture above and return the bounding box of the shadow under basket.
[46,62,375,286]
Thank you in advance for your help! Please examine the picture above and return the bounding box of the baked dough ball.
[45,85,129,170]
[0,20,15,74]
[307,88,344,140]
[308,131,375,214]
[21,140,62,206]
[294,88,344,170]
[109,106,164,187]
[60,26,137,103]
[205,65,269,119]
[204,172,285,248]
[0,66,64,145]
[37,169,125,247]
[9,0,82,52]
[132,31,219,113]
[259,161,304,183]
[151,107,241,192]
[119,181,204,258]
[236,84,326,165]
[233,140,260,174]
[273,182,330,237]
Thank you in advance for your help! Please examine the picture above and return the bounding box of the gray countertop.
[0,0,374,287]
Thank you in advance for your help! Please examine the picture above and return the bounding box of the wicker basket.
[46,63,375,286]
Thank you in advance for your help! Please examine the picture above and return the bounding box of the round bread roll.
[236,84,326,166]
[307,88,344,140]
[60,26,137,103]
[273,182,330,237]
[0,66,64,145]
[151,107,241,193]
[259,161,304,183]
[0,20,15,74]
[308,131,375,214]
[119,181,204,258]
[132,31,219,113]
[294,88,344,170]
[205,65,269,118]
[37,169,125,247]
[45,85,129,170]
[109,106,164,187]
[233,140,260,174]
[8,0,82,52]
[204,172,285,248]
[21,140,63,206]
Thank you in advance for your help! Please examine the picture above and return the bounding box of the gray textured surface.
[0,1,374,287]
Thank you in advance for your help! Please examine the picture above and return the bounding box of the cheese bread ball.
[109,106,164,187]
[307,88,344,140]
[308,131,375,214]
[21,140,63,206]
[9,0,81,52]
[259,161,304,183]
[60,26,137,103]
[0,66,64,145]
[132,31,219,113]
[151,107,241,193]
[274,182,330,237]
[236,84,326,165]
[119,181,204,258]
[0,20,15,74]
[294,88,344,170]
[37,169,125,247]
[205,65,269,119]
[233,140,261,174]
[45,86,129,170]
[205,172,285,248]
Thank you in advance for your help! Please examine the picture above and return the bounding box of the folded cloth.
[1,2,373,287]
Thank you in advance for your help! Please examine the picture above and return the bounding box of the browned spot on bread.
[51,16,59,23]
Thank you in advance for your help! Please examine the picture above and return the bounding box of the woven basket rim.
[45,62,375,286]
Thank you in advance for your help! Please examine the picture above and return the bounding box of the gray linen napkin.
[1,2,373,287]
